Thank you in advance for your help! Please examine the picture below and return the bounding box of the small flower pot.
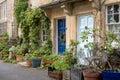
[31,58,41,68]
[26,59,32,67]
[16,55,23,62]
[102,70,120,80]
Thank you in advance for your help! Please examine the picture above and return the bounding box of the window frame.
[41,24,48,42]
[0,1,7,20]
[106,4,120,36]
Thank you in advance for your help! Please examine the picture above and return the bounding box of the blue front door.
[58,19,66,54]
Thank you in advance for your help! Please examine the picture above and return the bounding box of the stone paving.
[0,60,53,80]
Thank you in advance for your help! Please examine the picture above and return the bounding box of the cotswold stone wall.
[0,0,17,38]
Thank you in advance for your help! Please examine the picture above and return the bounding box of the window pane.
[114,4,119,13]
[108,15,114,23]
[114,14,119,22]
[108,25,114,32]
[43,30,45,35]
[43,36,45,41]
[108,5,113,14]
[114,24,120,32]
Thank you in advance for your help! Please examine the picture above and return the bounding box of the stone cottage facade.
[0,0,17,39]
[28,0,120,64]
[29,0,120,52]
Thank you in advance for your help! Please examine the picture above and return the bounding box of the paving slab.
[0,61,53,80]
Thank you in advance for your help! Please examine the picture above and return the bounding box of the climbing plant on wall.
[14,0,28,24]
[21,8,51,51]
[14,0,51,51]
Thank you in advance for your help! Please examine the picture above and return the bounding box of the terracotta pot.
[26,59,32,66]
[16,55,23,62]
[83,70,101,80]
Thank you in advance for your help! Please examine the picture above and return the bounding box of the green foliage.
[3,58,17,64]
[39,39,52,55]
[51,58,70,71]
[0,39,6,51]
[14,0,28,24]
[9,46,16,53]
[80,27,120,54]
[64,40,79,67]
[17,44,28,55]
[15,0,51,52]
[24,53,33,60]
[42,53,59,61]
[20,7,51,51]
[3,33,9,40]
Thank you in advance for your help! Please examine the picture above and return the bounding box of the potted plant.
[9,46,17,60]
[24,53,33,67]
[31,50,42,68]
[79,27,104,80]
[80,27,120,80]
[16,45,23,62]
[41,53,59,67]
[48,57,69,80]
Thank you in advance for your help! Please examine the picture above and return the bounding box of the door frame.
[56,18,66,53]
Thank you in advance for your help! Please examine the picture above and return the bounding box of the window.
[41,24,47,42]
[0,22,7,35]
[107,4,120,37]
[0,1,6,19]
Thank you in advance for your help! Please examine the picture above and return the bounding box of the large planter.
[102,70,120,80]
[83,70,101,80]
[31,58,41,68]
[16,55,23,62]
[48,67,62,80]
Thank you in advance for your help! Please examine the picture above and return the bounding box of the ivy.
[20,8,51,51]
[14,0,28,24]
[14,0,51,52]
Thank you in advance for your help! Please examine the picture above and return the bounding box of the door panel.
[58,19,66,54]
[77,14,94,65]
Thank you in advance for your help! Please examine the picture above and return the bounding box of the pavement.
[0,60,53,80]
